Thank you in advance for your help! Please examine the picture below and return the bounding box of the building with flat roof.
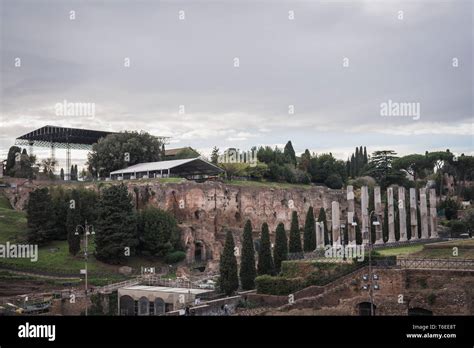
[118,285,213,315]
[109,157,224,180]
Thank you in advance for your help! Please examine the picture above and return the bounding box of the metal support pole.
[66,144,71,180]
[50,142,56,173]
[85,226,88,316]
[76,220,94,317]
[368,241,374,316]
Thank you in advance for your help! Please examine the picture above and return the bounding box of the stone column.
[331,201,340,246]
[398,186,408,242]
[316,222,324,248]
[419,188,429,239]
[409,188,418,240]
[429,188,438,239]
[387,187,396,243]
[374,186,384,244]
[361,186,369,245]
[347,185,355,245]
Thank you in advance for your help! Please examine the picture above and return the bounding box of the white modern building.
[109,157,224,180]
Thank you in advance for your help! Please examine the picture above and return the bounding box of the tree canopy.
[87,131,165,177]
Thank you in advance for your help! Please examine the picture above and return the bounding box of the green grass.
[0,240,113,275]
[0,238,170,280]
[377,244,424,256]
[0,194,12,209]
[0,192,168,282]
[412,248,474,259]
[377,240,474,259]
[0,194,28,243]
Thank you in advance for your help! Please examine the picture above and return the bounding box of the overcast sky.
[0,0,472,170]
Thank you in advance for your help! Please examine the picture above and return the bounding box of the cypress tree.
[70,165,75,180]
[283,141,297,167]
[219,230,239,295]
[363,146,368,164]
[66,189,82,256]
[239,220,257,290]
[273,222,288,274]
[394,189,400,241]
[303,207,316,252]
[288,211,302,253]
[26,188,56,244]
[416,204,422,239]
[354,147,360,176]
[60,168,64,180]
[74,165,78,180]
[406,199,412,240]
[95,184,138,263]
[369,187,376,244]
[383,199,389,242]
[343,224,348,246]
[350,154,355,178]
[358,146,364,172]
[354,212,362,245]
[257,222,274,275]
[318,207,329,245]
[51,187,69,240]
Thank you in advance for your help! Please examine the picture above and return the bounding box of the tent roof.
[110,157,224,176]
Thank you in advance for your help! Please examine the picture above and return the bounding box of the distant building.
[118,285,213,315]
[109,157,224,180]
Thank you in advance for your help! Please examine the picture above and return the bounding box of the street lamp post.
[365,210,380,316]
[75,220,95,316]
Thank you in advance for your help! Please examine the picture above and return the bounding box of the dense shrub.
[255,275,306,295]
[324,174,343,189]
[164,251,186,264]
[449,220,467,237]
[438,198,461,220]
[460,186,474,202]
[137,206,181,257]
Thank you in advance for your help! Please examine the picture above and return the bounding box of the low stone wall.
[245,293,287,307]
[49,297,90,316]
[167,295,242,316]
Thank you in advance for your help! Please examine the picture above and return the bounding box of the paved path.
[0,268,81,280]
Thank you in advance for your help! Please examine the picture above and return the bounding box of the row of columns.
[326,185,438,247]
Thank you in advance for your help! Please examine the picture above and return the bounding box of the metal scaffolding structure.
[15,125,171,180]
[15,125,116,180]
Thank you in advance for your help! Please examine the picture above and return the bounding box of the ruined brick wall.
[272,268,474,315]
[130,181,347,268]
[2,179,348,269]
[48,297,91,316]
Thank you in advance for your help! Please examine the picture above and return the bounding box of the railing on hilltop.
[140,274,203,289]
[396,258,474,270]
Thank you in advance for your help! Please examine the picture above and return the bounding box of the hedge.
[255,275,306,295]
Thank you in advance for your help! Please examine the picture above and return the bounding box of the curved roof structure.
[110,157,224,177]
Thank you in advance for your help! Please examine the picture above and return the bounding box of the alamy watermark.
[0,242,38,262]
[218,148,257,167]
[324,245,365,262]
[380,99,420,120]
[55,99,95,118]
